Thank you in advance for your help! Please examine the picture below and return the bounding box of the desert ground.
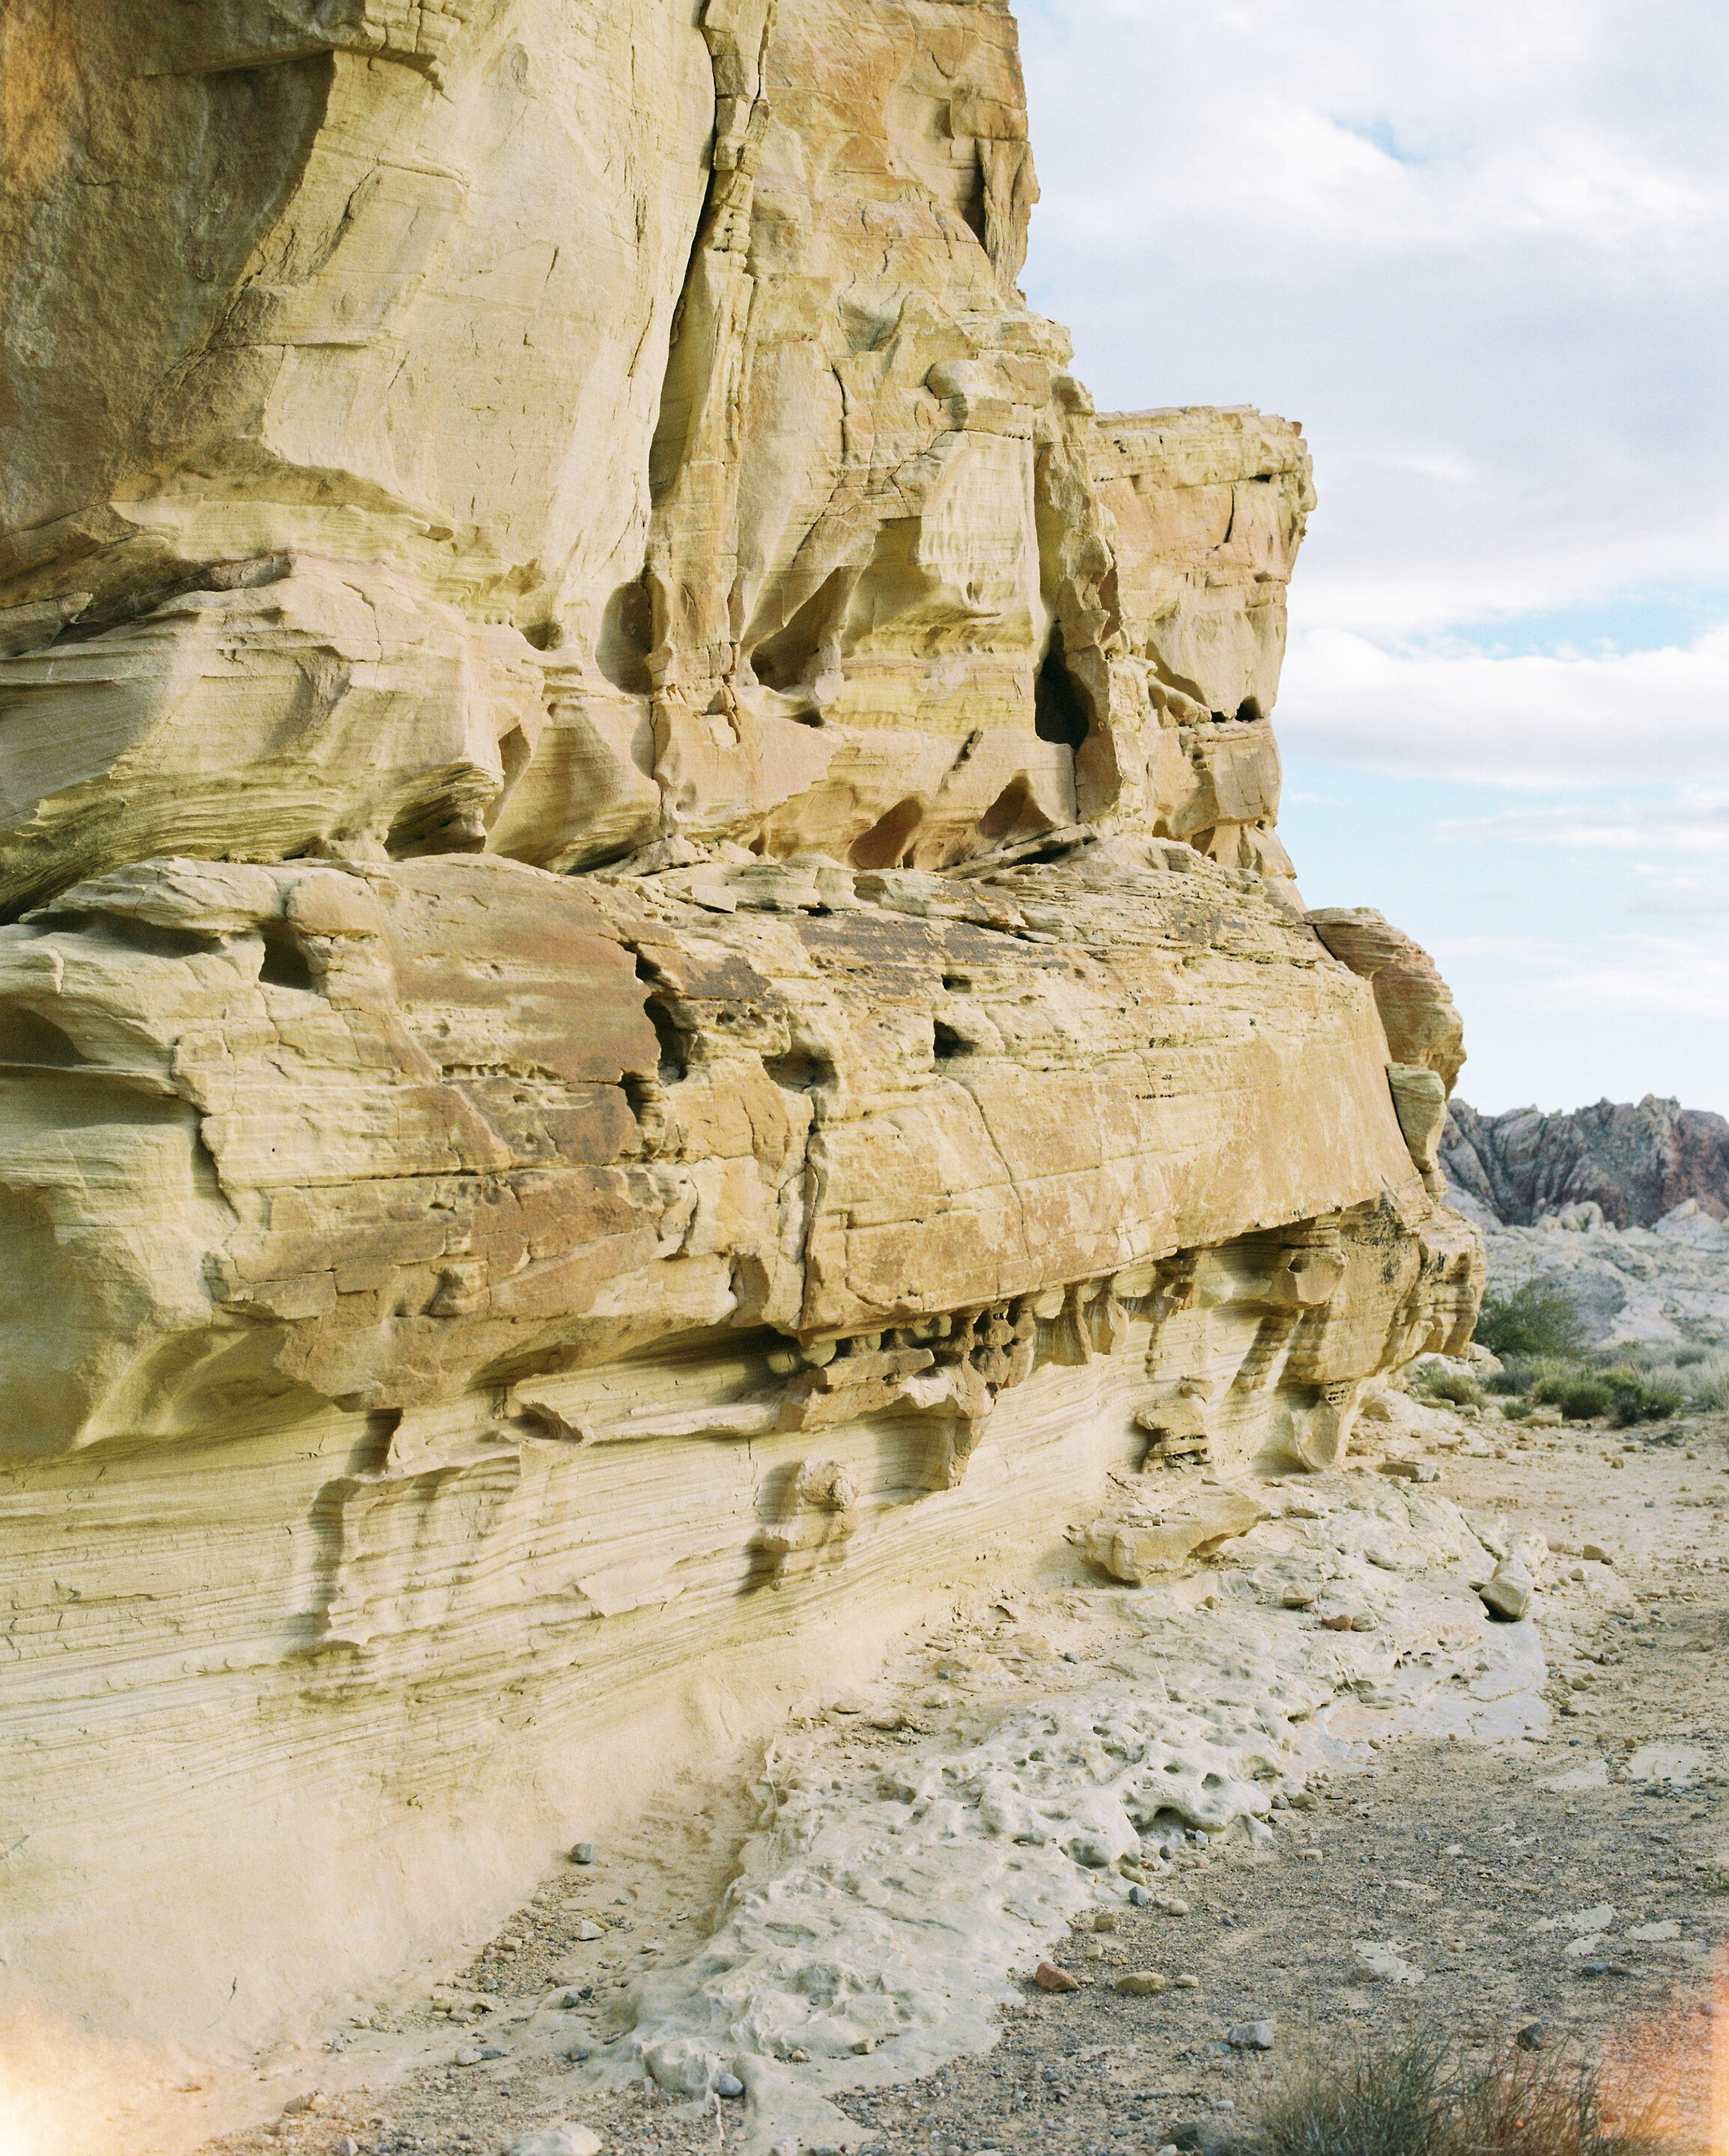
[199,1395,1729,2156]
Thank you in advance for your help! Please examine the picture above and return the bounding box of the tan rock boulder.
[1307,907,1467,1092]
[1084,1490,1268,1583]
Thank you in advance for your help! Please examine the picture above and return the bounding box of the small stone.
[1033,1961,1081,1993]
[1379,1458,1438,1483]
[1580,1961,1629,1979]
[1582,1544,1614,1565]
[1321,1614,1355,1632]
[1227,2019,1275,2050]
[455,2044,506,2066]
[1128,1885,1152,1907]
[576,1920,603,1942]
[505,2131,601,2156]
[1082,1939,1107,1961]
[1477,1545,1535,1622]
[1093,1910,1119,1933]
[1354,1940,1422,1986]
[1160,1896,1191,1915]
[1116,1971,1167,1996]
[337,2140,359,2156]
[1173,1973,1201,1990]
[569,1842,597,1866]
[1516,2022,1546,2052]
[715,2073,745,2099]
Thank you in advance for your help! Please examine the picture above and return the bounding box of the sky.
[1015,0,1729,1116]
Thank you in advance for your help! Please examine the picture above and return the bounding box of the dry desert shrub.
[1244,2035,1671,2156]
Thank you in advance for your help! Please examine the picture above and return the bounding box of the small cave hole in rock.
[977,773,1051,847]
[595,577,653,695]
[849,795,925,870]
[932,1019,970,1063]
[634,958,689,1085]
[0,1006,88,1068]
[1234,697,1262,724]
[748,567,850,702]
[386,796,484,857]
[258,921,317,993]
[765,1048,829,1094]
[1034,629,1091,750]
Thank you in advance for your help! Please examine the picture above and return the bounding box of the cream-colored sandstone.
[0,0,1483,2110]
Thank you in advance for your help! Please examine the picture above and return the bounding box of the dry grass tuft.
[1242,2035,1672,2156]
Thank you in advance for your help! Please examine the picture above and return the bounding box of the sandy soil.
[203,1405,1729,2156]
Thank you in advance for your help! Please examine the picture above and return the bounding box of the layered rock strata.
[0,0,1481,2071]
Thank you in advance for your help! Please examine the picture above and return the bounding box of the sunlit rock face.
[0,0,1480,2055]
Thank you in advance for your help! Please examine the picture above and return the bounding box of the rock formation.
[0,0,1480,2071]
[1444,1095,1729,1228]
[1475,1202,1729,1348]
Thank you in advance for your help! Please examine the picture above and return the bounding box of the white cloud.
[1274,627,1729,787]
[1438,794,1729,853]
[1430,925,1729,1020]
[1019,0,1729,638]
[1016,1,1729,1108]
[1522,930,1729,1019]
[1630,867,1729,914]
[1026,1,1729,267]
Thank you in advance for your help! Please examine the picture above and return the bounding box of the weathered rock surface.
[1084,1490,1268,1583]
[1443,1095,1729,1228]
[1478,1203,1729,1348]
[1309,908,1467,1200]
[1441,1094,1729,1345]
[0,0,1482,2080]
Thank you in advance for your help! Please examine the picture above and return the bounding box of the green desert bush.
[1599,1368,1682,1428]
[1419,1366,1485,1409]
[1683,1349,1729,1411]
[1471,1300,1721,1425]
[1531,1373,1614,1422]
[1474,1279,1587,1361]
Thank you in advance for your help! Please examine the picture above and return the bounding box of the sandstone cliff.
[0,0,1480,2080]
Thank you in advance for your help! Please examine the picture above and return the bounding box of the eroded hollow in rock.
[1035,628,1093,751]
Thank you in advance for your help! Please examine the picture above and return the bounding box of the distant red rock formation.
[1443,1095,1729,1227]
